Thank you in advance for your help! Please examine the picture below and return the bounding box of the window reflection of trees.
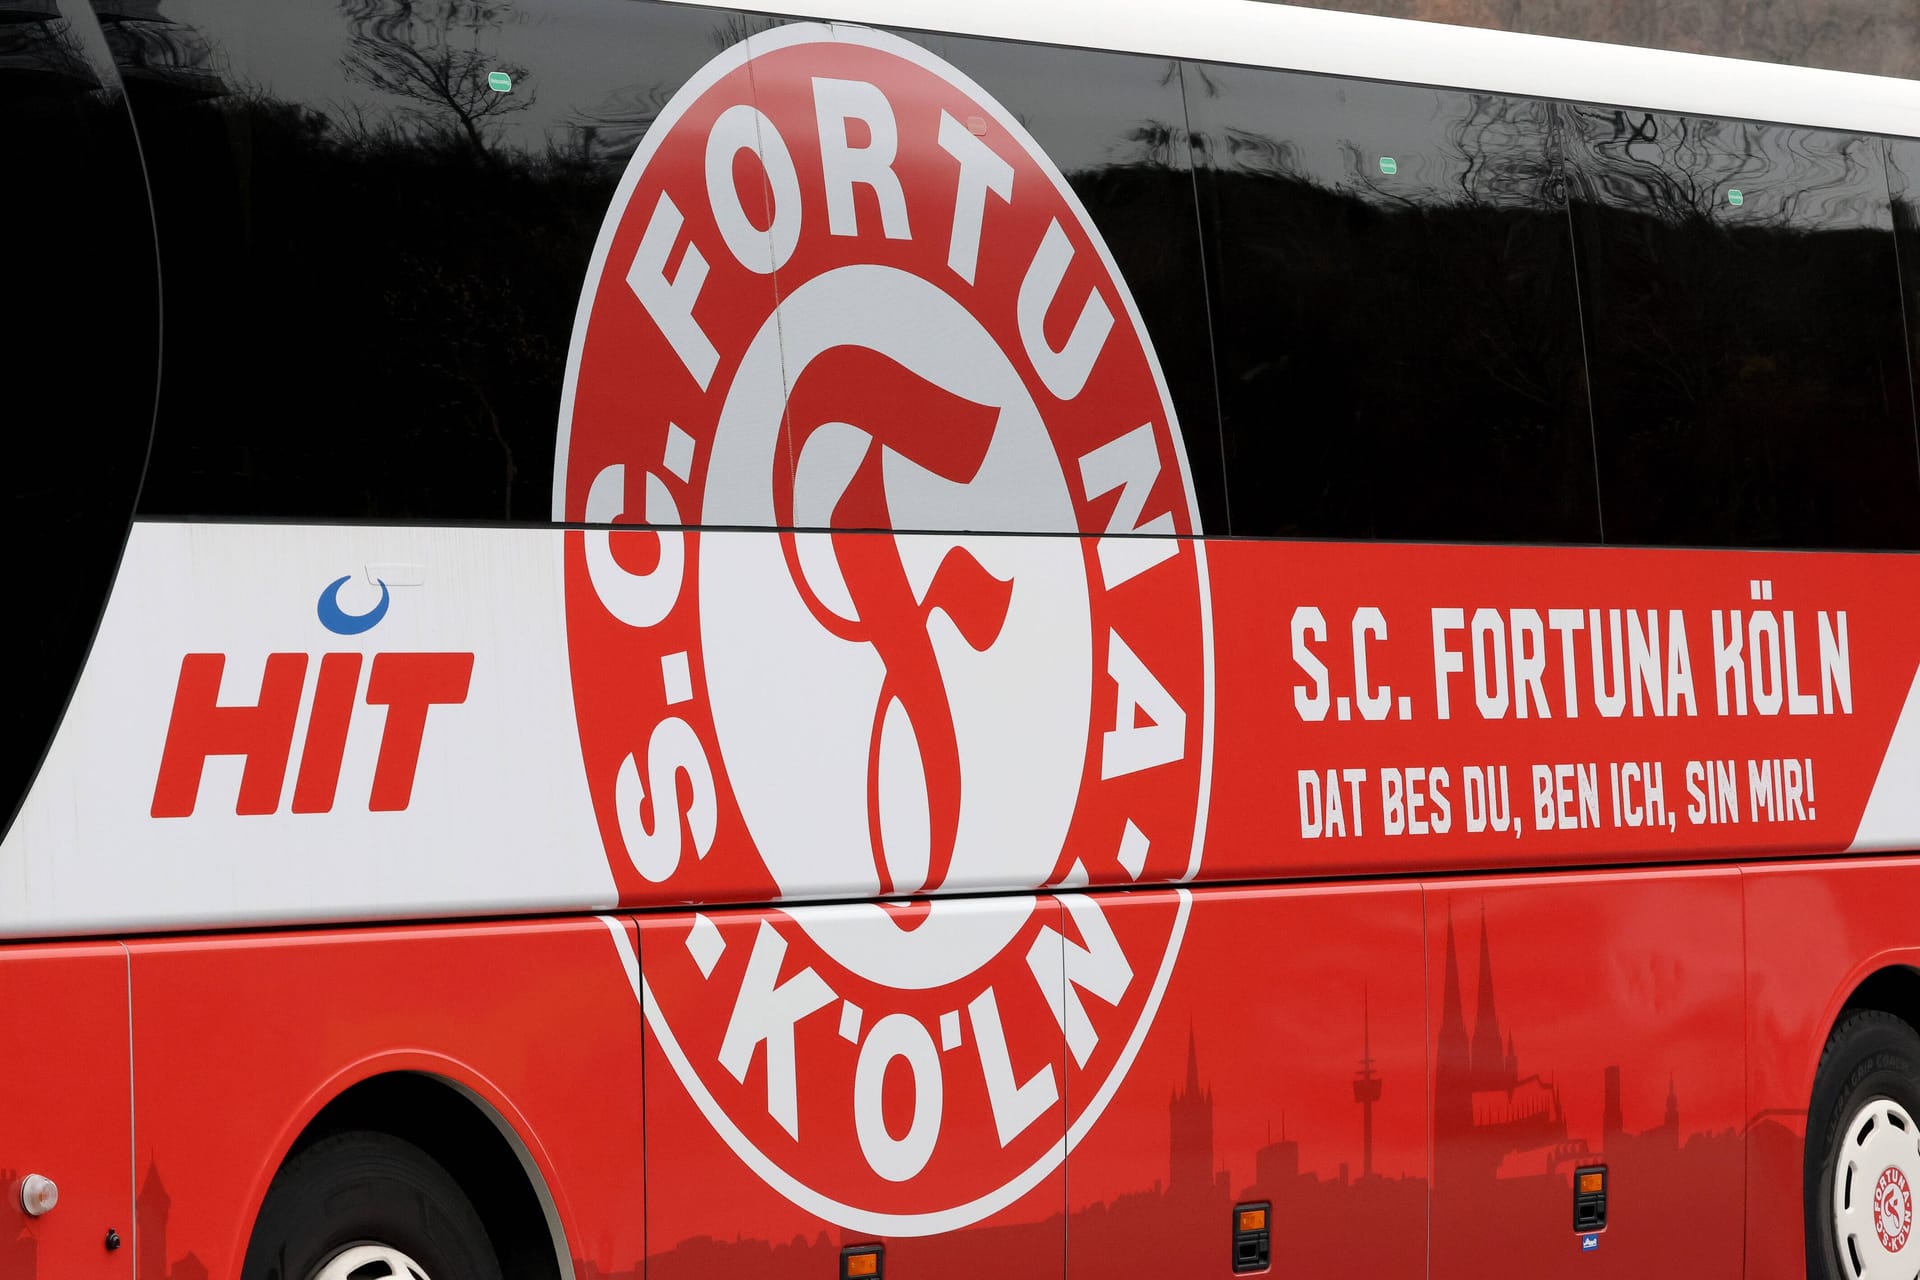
[0,2,107,101]
[0,25,93,98]
[1179,78,1913,546]
[92,0,224,102]
[1182,77,1598,542]
[1565,107,1914,550]
[107,0,604,522]
[338,0,531,156]
[559,14,775,172]
[82,4,1920,542]
[1565,107,1888,231]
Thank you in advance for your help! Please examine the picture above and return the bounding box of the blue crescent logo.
[318,575,391,635]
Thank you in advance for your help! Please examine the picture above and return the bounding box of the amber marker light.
[1578,1171,1606,1195]
[1232,1201,1273,1273]
[841,1244,883,1279]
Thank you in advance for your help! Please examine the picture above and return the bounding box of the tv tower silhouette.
[1353,987,1383,1179]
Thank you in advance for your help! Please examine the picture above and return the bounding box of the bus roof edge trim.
[670,0,1920,139]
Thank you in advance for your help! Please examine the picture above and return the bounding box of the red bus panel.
[633,899,1068,1279]
[124,921,645,1279]
[1063,884,1427,1279]
[0,943,131,1280]
[1426,871,1745,1278]
[1745,859,1920,1279]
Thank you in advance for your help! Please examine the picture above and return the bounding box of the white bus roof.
[682,0,1920,140]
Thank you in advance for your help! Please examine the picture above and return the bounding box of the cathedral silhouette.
[12,909,1760,1280]
[138,1163,210,1280]
[1435,908,1578,1183]
[639,904,1745,1278]
[1,1171,35,1279]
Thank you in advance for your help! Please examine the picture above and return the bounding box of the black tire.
[1805,1010,1920,1280]
[241,1130,505,1280]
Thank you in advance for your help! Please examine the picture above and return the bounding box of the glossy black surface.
[901,31,1228,532]
[1564,107,1920,549]
[1882,138,1920,524]
[1188,66,1601,543]
[1,0,156,833]
[90,0,1920,547]
[126,0,768,523]
[121,0,1231,530]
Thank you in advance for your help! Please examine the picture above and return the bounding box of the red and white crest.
[1877,1167,1914,1253]
[556,23,1213,1231]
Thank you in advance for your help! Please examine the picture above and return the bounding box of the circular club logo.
[556,24,1213,1232]
[1876,1167,1914,1252]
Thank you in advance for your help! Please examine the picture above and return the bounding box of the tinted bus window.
[126,0,773,523]
[1563,107,1920,549]
[1883,138,1920,500]
[894,33,1228,532]
[1187,66,1600,543]
[1,0,157,834]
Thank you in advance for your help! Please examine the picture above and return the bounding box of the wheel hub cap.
[311,1243,431,1280]
[1835,1098,1920,1279]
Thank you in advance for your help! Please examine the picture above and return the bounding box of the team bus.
[12,0,1920,1275]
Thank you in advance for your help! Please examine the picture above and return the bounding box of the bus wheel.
[241,1130,503,1280]
[1808,1011,1920,1280]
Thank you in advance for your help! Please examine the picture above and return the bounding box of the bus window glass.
[1186,66,1600,544]
[1881,138,1920,512]
[2,0,156,835]
[127,0,777,523]
[851,32,1227,533]
[1563,108,1920,549]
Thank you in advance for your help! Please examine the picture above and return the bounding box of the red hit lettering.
[150,653,309,818]
[290,653,364,814]
[365,653,474,812]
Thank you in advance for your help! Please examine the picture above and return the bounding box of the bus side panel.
[1744,858,1920,1280]
[1062,884,1427,1279]
[1425,871,1744,1279]
[0,943,132,1280]
[635,901,1067,1279]
[125,920,645,1279]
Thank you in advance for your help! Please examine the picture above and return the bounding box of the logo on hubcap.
[1876,1166,1913,1253]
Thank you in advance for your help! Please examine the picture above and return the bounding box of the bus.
[8,0,1920,1276]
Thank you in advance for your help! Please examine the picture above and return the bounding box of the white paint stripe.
[1849,664,1920,852]
[663,0,1920,140]
[0,521,617,938]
